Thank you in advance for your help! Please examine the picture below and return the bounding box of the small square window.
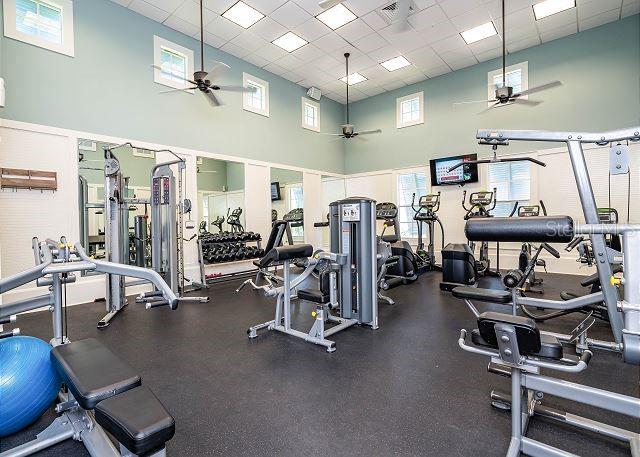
[487,61,529,107]
[3,0,74,56]
[243,73,269,117]
[396,92,424,128]
[301,98,320,132]
[153,36,194,91]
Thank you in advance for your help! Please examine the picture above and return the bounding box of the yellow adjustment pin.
[311,311,317,318]
[610,276,622,287]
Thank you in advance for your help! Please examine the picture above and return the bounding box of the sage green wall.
[196,157,228,192]
[226,161,244,191]
[80,142,155,188]
[271,168,302,185]
[0,0,346,173]
[345,15,640,174]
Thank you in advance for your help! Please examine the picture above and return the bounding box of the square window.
[301,97,320,132]
[396,171,428,239]
[4,0,74,56]
[488,161,531,216]
[243,73,269,117]
[396,92,424,128]
[153,36,194,91]
[487,61,529,107]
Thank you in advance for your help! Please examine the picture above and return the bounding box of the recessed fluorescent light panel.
[381,56,411,71]
[461,21,498,44]
[340,72,367,85]
[316,4,357,30]
[532,0,576,20]
[222,1,265,28]
[272,32,308,52]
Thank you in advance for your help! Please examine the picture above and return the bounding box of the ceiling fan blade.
[512,98,541,106]
[216,85,256,93]
[515,80,562,97]
[454,99,497,106]
[318,0,341,9]
[354,129,382,135]
[203,89,221,106]
[478,101,502,114]
[392,0,411,33]
[320,132,345,136]
[207,61,231,80]
[158,86,198,94]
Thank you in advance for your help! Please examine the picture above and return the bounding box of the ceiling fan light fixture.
[461,21,498,44]
[381,55,411,71]
[316,3,357,30]
[532,0,575,20]
[272,31,308,52]
[340,72,367,85]
[222,1,265,29]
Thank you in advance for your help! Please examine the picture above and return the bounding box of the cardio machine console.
[376,202,398,220]
[518,205,540,217]
[419,194,439,209]
[470,191,493,206]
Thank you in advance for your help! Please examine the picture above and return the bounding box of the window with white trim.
[301,97,320,132]
[396,171,427,239]
[3,0,74,56]
[488,161,531,217]
[396,92,424,128]
[153,36,194,91]
[243,73,269,117]
[487,61,529,107]
[288,184,304,238]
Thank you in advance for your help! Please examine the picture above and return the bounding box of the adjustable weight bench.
[2,338,175,457]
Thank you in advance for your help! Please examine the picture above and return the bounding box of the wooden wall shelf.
[0,168,58,191]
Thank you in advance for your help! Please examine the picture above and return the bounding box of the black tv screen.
[429,154,479,186]
[270,182,281,201]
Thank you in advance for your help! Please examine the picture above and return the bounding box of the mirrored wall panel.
[270,168,304,241]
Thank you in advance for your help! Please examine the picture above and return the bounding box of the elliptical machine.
[509,200,548,293]
[376,202,419,287]
[462,189,500,277]
[411,192,444,271]
[227,207,244,233]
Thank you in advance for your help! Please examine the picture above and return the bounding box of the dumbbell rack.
[200,232,263,265]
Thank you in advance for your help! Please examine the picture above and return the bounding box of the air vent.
[377,1,416,24]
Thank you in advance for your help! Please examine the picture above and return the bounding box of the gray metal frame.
[0,237,177,456]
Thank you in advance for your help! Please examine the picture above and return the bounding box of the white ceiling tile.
[361,10,389,30]
[244,0,288,15]
[343,0,388,17]
[251,17,288,41]
[164,15,200,36]
[360,85,385,96]
[439,0,484,19]
[203,0,236,14]
[413,0,438,10]
[244,52,271,67]
[313,53,343,71]
[263,61,288,75]
[468,34,502,53]
[231,30,268,52]
[506,34,541,53]
[437,47,474,62]
[621,2,640,17]
[275,53,305,70]
[579,8,621,31]
[271,1,312,28]
[420,19,460,44]
[494,8,539,42]
[202,31,227,48]
[173,0,218,26]
[292,0,323,15]
[221,41,251,58]
[379,25,427,51]
[424,65,451,78]
[577,0,622,20]
[314,32,349,52]
[446,55,478,70]
[430,34,467,53]
[111,0,132,6]
[408,4,448,30]
[145,0,184,12]
[292,43,325,61]
[129,0,171,22]
[483,0,537,18]
[335,18,375,42]
[255,42,289,60]
[535,8,577,33]
[381,80,406,91]
[283,69,305,82]
[401,71,427,85]
[405,45,447,68]
[206,15,244,39]
[367,44,400,62]
[540,22,579,43]
[474,46,502,62]
[347,53,377,71]
[359,64,387,79]
[353,32,389,53]
[293,18,331,41]
[449,6,494,32]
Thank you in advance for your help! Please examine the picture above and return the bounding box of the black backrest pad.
[259,244,313,267]
[465,216,574,243]
[477,312,542,354]
[51,338,141,410]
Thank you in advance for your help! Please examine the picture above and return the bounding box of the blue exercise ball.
[0,336,61,437]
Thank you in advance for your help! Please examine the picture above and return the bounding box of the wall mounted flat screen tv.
[429,154,479,186]
[271,182,282,201]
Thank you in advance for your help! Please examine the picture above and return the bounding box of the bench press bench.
[3,338,175,457]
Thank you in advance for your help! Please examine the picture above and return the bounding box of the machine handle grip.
[565,236,584,252]
[542,243,561,258]
[0,315,16,325]
[145,299,170,309]
[0,328,19,339]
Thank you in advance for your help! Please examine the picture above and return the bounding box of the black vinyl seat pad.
[452,286,512,304]
[51,339,141,410]
[470,329,564,360]
[259,244,313,268]
[297,289,330,304]
[94,386,175,455]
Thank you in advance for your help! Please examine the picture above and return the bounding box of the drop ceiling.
[111,0,639,103]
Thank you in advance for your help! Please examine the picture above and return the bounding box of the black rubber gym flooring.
[2,271,638,456]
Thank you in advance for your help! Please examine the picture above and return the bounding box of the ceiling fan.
[324,53,382,140]
[153,0,255,106]
[454,0,561,112]
[318,0,411,32]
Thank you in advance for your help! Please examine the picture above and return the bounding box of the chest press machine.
[0,238,179,457]
[453,127,640,457]
[247,198,379,352]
